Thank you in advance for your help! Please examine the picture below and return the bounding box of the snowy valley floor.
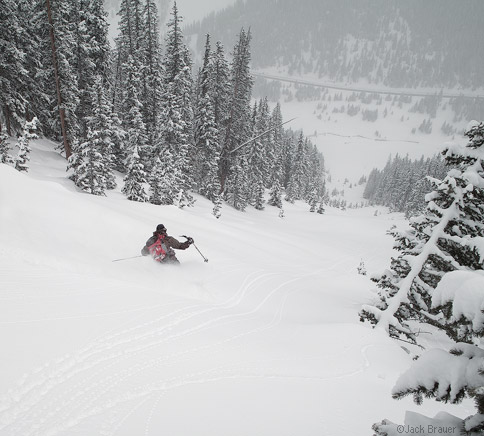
[0,140,474,436]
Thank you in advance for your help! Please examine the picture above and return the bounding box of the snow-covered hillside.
[255,76,471,184]
[0,141,473,435]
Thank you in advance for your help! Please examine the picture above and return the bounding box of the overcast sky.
[172,0,236,24]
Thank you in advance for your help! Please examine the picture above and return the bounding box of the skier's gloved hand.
[187,237,194,245]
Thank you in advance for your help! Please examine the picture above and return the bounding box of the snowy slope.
[0,140,473,435]
[265,86,469,184]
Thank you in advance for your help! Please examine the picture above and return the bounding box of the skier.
[141,224,193,264]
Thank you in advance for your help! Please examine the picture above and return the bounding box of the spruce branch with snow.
[373,270,484,435]
[360,121,484,344]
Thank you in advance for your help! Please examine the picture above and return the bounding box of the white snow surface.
[392,347,484,402]
[0,140,474,435]
[432,271,484,332]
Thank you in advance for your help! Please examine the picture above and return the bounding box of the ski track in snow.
[1,145,413,435]
[0,252,367,436]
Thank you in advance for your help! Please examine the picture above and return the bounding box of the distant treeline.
[363,153,448,217]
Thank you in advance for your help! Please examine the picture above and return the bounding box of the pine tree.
[121,55,148,163]
[122,144,148,202]
[71,76,118,193]
[194,34,221,204]
[0,133,12,164]
[225,149,250,211]
[73,0,111,141]
[317,200,325,214]
[372,271,484,435]
[19,0,53,137]
[360,121,484,344]
[306,143,325,210]
[220,28,253,209]
[209,41,231,142]
[148,156,164,204]
[87,77,119,190]
[0,0,28,136]
[267,103,284,209]
[364,153,447,213]
[156,2,195,207]
[117,0,143,59]
[113,0,144,123]
[268,178,283,208]
[14,117,38,172]
[45,0,80,158]
[285,132,307,202]
[248,100,269,210]
[153,148,180,205]
[73,127,107,195]
[140,0,163,150]
[212,194,222,219]
[121,56,149,202]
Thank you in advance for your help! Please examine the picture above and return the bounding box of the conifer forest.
[0,0,325,217]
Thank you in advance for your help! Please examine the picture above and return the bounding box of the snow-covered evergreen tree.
[83,76,119,190]
[121,56,149,202]
[268,178,283,208]
[212,194,222,219]
[148,155,164,204]
[194,34,222,205]
[140,0,163,153]
[220,28,253,209]
[156,2,194,207]
[154,148,180,206]
[0,0,30,136]
[113,0,144,122]
[46,0,81,157]
[121,54,148,162]
[267,103,284,209]
[317,200,325,214]
[73,127,107,195]
[372,271,484,435]
[248,99,270,210]
[360,120,484,344]
[225,149,250,211]
[209,41,231,143]
[0,133,12,164]
[14,118,38,172]
[363,153,447,215]
[73,0,110,141]
[285,132,307,202]
[122,143,148,202]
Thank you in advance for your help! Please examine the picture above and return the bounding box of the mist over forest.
[186,0,484,90]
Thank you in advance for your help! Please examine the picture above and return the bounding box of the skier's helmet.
[156,224,167,233]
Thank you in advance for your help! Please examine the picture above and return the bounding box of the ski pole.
[193,243,208,263]
[181,236,208,263]
[112,255,144,262]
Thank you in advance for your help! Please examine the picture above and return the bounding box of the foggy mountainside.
[185,0,484,90]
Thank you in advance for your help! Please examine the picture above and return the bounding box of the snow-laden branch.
[370,200,460,337]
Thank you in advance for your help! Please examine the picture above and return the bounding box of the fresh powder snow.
[0,140,474,435]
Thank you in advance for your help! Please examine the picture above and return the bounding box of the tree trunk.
[45,0,72,159]
[3,106,12,136]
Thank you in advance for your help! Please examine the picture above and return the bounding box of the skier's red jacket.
[141,232,190,262]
